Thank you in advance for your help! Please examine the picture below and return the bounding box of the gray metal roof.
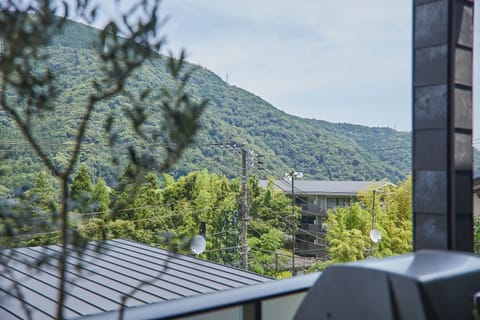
[0,239,271,319]
[259,180,377,196]
[81,273,320,320]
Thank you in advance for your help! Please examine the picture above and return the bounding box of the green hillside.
[0,19,412,191]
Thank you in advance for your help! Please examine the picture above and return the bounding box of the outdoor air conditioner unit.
[294,250,480,320]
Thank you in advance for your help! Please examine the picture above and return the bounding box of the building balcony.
[299,223,326,234]
[300,204,326,216]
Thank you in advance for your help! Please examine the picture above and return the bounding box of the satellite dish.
[370,229,382,243]
[190,235,206,255]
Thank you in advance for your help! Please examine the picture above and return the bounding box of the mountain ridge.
[0,19,412,191]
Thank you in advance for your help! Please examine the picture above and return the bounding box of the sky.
[78,0,479,134]
[159,0,413,131]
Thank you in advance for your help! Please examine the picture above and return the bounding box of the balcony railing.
[300,204,326,216]
[299,223,325,234]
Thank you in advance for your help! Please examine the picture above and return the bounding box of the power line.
[22,191,238,222]
[2,197,243,241]
[270,180,315,207]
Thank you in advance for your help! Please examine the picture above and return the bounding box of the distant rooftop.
[0,239,271,319]
[259,180,378,196]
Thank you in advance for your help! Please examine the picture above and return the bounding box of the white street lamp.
[190,235,206,255]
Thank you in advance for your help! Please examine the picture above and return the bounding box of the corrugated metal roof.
[0,239,271,319]
[259,180,377,196]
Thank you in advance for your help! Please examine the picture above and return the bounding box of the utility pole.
[221,142,262,270]
[369,183,395,255]
[291,172,296,276]
[219,142,257,270]
[285,170,302,276]
[240,146,249,270]
[370,189,376,256]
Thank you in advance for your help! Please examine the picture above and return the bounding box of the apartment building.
[259,180,372,257]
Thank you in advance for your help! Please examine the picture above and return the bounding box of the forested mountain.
[0,19,413,191]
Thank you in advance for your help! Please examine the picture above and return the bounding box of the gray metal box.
[295,251,480,320]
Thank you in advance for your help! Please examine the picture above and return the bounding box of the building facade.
[259,180,373,257]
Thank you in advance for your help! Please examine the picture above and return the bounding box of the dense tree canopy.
[15,166,418,278]
[310,177,412,270]
[70,164,94,213]
[71,169,293,276]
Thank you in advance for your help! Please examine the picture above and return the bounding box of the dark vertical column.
[413,0,474,251]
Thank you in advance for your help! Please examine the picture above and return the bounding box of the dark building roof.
[259,180,376,196]
[0,239,271,319]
